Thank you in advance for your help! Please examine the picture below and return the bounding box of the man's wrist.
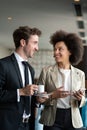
[19,88,25,96]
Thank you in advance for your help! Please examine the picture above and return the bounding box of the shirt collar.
[14,52,28,63]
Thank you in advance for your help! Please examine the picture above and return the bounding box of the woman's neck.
[58,62,71,69]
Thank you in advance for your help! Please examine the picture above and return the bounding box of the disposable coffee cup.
[38,85,44,93]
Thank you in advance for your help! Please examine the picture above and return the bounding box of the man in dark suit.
[0,26,42,130]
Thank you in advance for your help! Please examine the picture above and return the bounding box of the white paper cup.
[38,85,44,93]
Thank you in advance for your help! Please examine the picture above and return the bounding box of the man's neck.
[15,49,28,61]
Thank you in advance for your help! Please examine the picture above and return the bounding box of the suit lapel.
[27,63,34,83]
[11,54,23,88]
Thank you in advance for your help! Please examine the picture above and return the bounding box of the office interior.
[0,0,87,129]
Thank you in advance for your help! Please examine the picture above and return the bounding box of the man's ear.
[20,39,25,47]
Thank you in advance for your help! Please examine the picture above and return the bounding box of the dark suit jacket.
[0,53,36,130]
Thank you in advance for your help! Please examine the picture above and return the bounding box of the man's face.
[23,35,39,58]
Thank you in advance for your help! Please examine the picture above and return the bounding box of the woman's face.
[54,41,71,64]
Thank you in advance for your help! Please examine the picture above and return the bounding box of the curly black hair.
[50,30,84,65]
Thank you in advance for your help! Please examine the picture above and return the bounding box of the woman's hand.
[36,92,48,104]
[51,86,70,99]
[73,89,85,101]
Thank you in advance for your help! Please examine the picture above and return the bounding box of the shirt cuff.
[17,89,20,102]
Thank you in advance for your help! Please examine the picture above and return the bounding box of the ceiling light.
[76,16,83,21]
[81,36,87,40]
[78,29,85,32]
[83,43,87,46]
[8,17,12,20]
[74,0,80,2]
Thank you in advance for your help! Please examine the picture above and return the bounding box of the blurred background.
[0,0,87,129]
[0,0,87,79]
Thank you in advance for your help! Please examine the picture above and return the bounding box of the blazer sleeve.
[79,71,85,107]
[37,67,57,106]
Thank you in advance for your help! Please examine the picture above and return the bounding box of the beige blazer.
[38,64,85,128]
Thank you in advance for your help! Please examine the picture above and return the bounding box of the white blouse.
[57,68,72,108]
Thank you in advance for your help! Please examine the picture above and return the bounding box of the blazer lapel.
[50,64,60,88]
[11,54,23,88]
[71,66,81,91]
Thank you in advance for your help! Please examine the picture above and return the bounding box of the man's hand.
[19,84,38,96]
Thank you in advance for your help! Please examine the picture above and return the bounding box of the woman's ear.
[69,50,72,56]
